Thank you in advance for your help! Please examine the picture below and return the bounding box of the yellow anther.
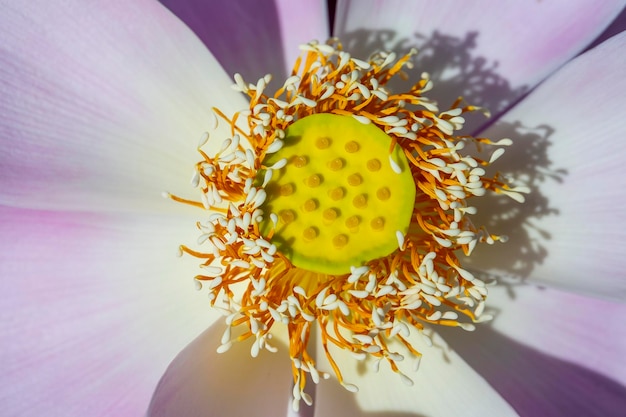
[292,155,308,168]
[316,137,331,149]
[280,183,295,196]
[353,194,367,208]
[328,158,344,171]
[333,234,348,248]
[371,217,385,230]
[345,140,360,153]
[367,158,381,171]
[307,174,322,187]
[376,187,391,200]
[303,199,318,212]
[347,173,362,186]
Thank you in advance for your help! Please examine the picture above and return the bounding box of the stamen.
[171,39,525,409]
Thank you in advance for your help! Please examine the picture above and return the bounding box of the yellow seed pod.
[258,113,415,274]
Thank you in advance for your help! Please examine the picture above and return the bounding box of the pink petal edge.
[0,0,247,213]
[0,205,219,416]
[160,0,329,85]
[334,0,625,133]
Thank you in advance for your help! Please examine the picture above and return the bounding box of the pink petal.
[0,206,219,416]
[0,0,247,213]
[334,0,624,133]
[148,322,293,417]
[275,0,330,71]
[467,32,626,300]
[584,7,626,51]
[159,0,329,84]
[440,284,626,416]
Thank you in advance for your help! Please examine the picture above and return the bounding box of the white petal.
[148,322,293,417]
[314,328,519,416]
[0,0,247,213]
[440,284,626,416]
[161,0,329,83]
[467,32,626,300]
[334,0,624,132]
[0,206,219,416]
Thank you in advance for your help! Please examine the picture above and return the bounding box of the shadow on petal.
[583,6,626,53]
[332,30,563,288]
[339,28,528,134]
[463,120,565,287]
[148,321,292,417]
[439,325,626,417]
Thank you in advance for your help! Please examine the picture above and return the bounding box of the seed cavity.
[328,158,344,171]
[371,217,385,230]
[333,234,349,248]
[353,194,367,208]
[292,155,308,168]
[316,137,331,149]
[345,215,361,229]
[280,209,296,223]
[303,199,318,212]
[367,158,381,171]
[329,187,345,201]
[347,173,362,186]
[280,183,295,196]
[303,227,318,240]
[307,174,322,187]
[323,208,339,221]
[345,141,360,153]
[376,187,391,200]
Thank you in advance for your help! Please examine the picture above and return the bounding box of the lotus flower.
[1,1,625,416]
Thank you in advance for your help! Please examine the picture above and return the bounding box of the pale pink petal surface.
[0,206,220,416]
[148,322,294,417]
[334,0,625,132]
[3,1,625,417]
[313,329,519,416]
[584,6,626,51]
[159,0,329,84]
[440,284,626,416]
[0,0,246,213]
[467,32,626,300]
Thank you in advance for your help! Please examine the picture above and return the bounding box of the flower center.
[170,39,527,412]
[258,113,416,275]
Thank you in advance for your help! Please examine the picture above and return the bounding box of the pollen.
[170,39,526,412]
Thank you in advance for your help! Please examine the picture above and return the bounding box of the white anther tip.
[342,383,359,393]
[396,230,406,250]
[389,155,402,174]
